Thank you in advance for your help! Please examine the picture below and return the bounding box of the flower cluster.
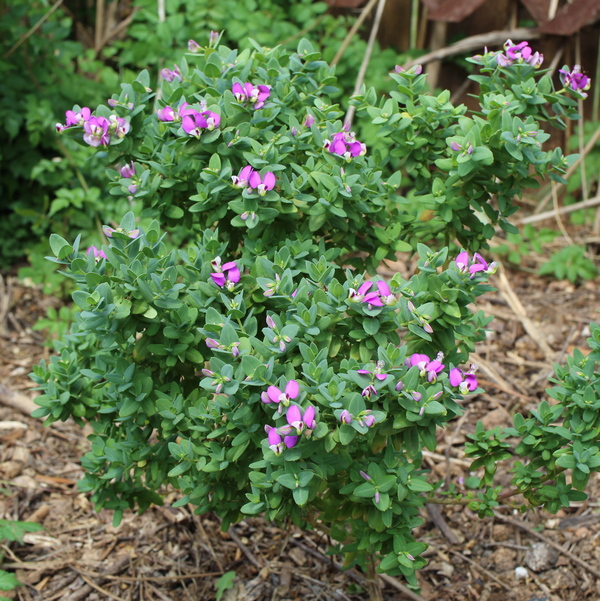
[348,279,395,308]
[158,102,220,137]
[559,65,591,96]
[210,256,240,291]
[324,131,366,161]
[231,166,276,195]
[406,352,445,383]
[232,82,271,109]
[340,409,376,428]
[496,39,543,68]
[261,380,316,455]
[455,251,497,277]
[450,141,473,155]
[56,108,130,148]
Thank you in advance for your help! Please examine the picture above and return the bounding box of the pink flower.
[559,65,591,96]
[455,251,497,277]
[284,404,316,434]
[340,409,353,424]
[232,82,271,109]
[188,39,200,53]
[120,162,135,179]
[161,66,182,82]
[303,114,315,127]
[83,116,111,147]
[86,246,106,261]
[158,106,178,122]
[231,165,254,188]
[324,131,366,161]
[248,171,276,196]
[65,107,91,127]
[265,425,298,455]
[263,379,300,406]
[210,256,241,290]
[182,109,220,138]
[449,366,479,393]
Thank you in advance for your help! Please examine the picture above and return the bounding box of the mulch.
[1,231,599,601]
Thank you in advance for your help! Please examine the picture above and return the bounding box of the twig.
[426,503,460,544]
[493,512,600,580]
[401,28,539,70]
[79,573,129,601]
[194,514,225,573]
[344,0,388,126]
[330,0,379,67]
[94,0,105,54]
[3,0,64,58]
[447,549,512,592]
[552,181,574,245]
[227,526,263,570]
[516,194,600,225]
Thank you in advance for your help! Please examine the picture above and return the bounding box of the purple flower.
[340,409,353,424]
[559,65,591,96]
[63,107,91,128]
[285,404,316,434]
[248,171,276,196]
[359,470,371,481]
[455,251,497,277]
[497,39,543,69]
[158,106,178,122]
[83,116,111,147]
[264,379,300,406]
[111,116,130,138]
[161,66,182,82]
[303,114,315,127]
[209,31,219,46]
[265,425,298,455]
[361,384,377,399]
[231,165,254,188]
[324,131,366,161]
[182,109,221,138]
[210,256,241,291]
[232,82,271,109]
[449,366,479,394]
[349,279,394,308]
[206,338,223,350]
[357,410,376,428]
[188,39,200,53]
[120,162,135,179]
[86,245,106,261]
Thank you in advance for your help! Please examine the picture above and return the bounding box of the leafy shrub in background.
[0,0,121,271]
[31,37,600,593]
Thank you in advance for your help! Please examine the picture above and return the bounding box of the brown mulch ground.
[1,231,599,601]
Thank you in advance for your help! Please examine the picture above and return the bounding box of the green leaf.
[0,570,21,592]
[215,571,236,601]
[0,520,44,543]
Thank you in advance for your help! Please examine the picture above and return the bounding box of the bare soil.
[1,234,599,601]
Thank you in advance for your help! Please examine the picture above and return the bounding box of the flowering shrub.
[32,37,600,591]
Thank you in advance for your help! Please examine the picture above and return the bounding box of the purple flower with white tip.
[161,66,182,82]
[450,365,479,394]
[285,404,316,434]
[210,256,241,291]
[231,165,254,188]
[324,131,366,161]
[264,379,300,407]
[265,425,298,455]
[86,246,106,262]
[248,171,276,196]
[455,251,497,277]
[182,109,221,138]
[357,410,376,428]
[120,162,135,179]
[83,116,111,147]
[232,82,271,109]
[340,409,353,424]
[188,39,200,53]
[559,65,591,96]
[158,106,178,122]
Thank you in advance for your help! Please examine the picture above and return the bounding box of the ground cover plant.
[30,36,600,596]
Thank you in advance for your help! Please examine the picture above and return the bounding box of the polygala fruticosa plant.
[32,36,600,591]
